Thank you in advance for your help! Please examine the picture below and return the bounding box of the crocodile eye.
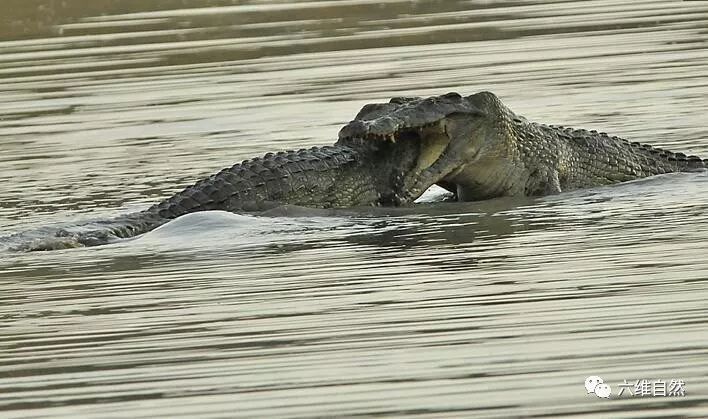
[442,92,462,100]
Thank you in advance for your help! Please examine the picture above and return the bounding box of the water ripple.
[2,0,708,417]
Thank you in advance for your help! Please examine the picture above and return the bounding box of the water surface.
[2,1,708,417]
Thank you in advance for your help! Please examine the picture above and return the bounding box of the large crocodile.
[16,91,706,250]
[343,91,707,202]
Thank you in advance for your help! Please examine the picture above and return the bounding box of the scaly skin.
[339,91,707,202]
[23,141,428,250]
[70,146,383,246]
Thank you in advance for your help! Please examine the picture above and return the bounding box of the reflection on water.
[1,1,708,417]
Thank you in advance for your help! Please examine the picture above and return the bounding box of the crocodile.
[18,93,479,250]
[341,91,707,202]
[17,91,706,250]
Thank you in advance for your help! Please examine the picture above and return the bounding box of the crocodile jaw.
[410,124,450,175]
[336,92,489,202]
[337,92,483,141]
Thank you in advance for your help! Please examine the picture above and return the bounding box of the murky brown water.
[2,1,708,417]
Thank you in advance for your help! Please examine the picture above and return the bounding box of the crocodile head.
[337,91,497,203]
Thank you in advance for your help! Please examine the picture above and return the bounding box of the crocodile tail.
[12,210,168,251]
[82,210,168,242]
